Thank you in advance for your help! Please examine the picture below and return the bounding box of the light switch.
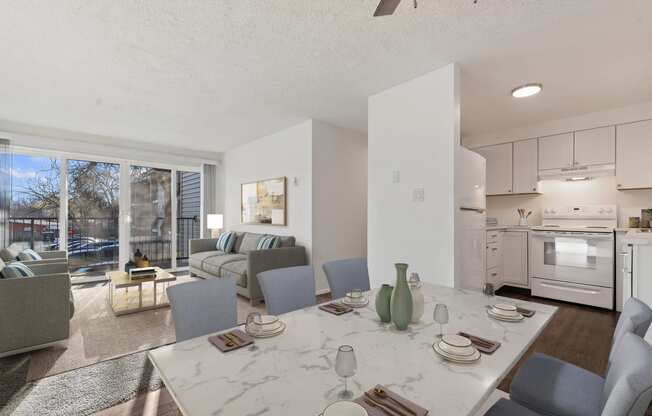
[413,188,425,202]
[392,170,400,184]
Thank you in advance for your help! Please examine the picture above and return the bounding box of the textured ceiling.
[1,1,651,151]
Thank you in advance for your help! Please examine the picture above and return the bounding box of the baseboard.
[316,288,331,296]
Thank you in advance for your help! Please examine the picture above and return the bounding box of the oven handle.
[531,231,613,240]
[540,282,601,295]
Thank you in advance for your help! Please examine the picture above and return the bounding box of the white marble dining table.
[148,283,557,416]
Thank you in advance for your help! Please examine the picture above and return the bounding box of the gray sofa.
[189,232,307,305]
[0,261,74,357]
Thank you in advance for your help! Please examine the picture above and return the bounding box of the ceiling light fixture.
[511,83,542,98]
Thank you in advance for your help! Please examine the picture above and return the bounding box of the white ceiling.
[1,1,651,152]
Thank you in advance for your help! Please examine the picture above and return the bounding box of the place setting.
[483,283,535,322]
[320,345,428,416]
[245,312,286,338]
[341,289,370,308]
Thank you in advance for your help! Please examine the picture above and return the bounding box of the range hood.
[538,163,615,181]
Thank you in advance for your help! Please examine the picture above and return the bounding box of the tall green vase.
[375,284,393,323]
[390,263,413,331]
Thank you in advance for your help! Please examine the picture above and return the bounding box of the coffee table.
[107,267,176,316]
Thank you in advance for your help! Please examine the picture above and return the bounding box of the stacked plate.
[341,291,369,308]
[247,315,286,338]
[487,303,524,322]
[432,334,480,363]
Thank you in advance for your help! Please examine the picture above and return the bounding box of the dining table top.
[148,283,557,416]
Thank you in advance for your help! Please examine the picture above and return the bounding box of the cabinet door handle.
[491,272,498,276]
[492,248,498,251]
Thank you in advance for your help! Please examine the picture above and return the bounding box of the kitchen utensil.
[364,392,405,416]
[373,387,417,415]
[433,304,449,338]
[335,345,357,399]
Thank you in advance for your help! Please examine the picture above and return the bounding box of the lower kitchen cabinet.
[501,231,529,287]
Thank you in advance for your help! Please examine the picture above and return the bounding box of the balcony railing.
[8,216,200,273]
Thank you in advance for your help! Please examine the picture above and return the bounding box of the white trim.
[58,158,68,255]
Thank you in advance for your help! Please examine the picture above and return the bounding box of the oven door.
[530,231,614,287]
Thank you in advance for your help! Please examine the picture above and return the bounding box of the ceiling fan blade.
[373,0,402,16]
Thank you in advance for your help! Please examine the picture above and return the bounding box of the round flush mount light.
[511,83,542,98]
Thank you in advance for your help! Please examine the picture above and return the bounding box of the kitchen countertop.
[623,229,652,245]
[485,225,532,231]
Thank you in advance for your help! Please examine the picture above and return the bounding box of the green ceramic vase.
[390,263,413,331]
[375,284,393,323]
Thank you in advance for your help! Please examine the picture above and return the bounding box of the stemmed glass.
[433,304,449,339]
[335,345,357,399]
[483,283,495,307]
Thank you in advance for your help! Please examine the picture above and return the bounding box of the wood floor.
[96,288,620,416]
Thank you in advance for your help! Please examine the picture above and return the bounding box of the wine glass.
[483,283,495,307]
[433,304,449,339]
[335,345,357,399]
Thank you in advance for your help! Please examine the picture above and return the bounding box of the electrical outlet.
[413,188,425,202]
[392,170,400,184]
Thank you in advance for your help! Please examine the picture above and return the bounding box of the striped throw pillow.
[1,262,35,279]
[256,235,280,250]
[216,232,236,253]
[18,248,42,261]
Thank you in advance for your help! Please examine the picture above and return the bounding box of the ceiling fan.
[373,0,478,17]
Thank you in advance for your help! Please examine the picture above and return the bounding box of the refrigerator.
[454,146,487,291]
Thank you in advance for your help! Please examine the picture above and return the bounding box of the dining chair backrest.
[257,266,315,316]
[609,297,652,363]
[601,332,652,416]
[322,258,370,300]
[167,277,237,342]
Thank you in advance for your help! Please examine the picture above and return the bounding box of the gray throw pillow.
[238,233,263,253]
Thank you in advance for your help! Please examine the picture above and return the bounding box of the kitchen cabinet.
[574,126,615,166]
[486,230,503,288]
[513,139,540,194]
[475,143,513,195]
[501,231,528,287]
[616,120,652,190]
[538,133,574,170]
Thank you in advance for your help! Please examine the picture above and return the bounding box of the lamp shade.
[207,214,223,230]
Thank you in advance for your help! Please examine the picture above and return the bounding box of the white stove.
[529,205,616,309]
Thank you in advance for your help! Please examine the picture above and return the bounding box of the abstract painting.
[241,177,286,225]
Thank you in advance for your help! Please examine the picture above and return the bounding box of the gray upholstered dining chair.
[609,297,652,363]
[322,258,370,300]
[167,277,237,342]
[257,265,315,316]
[483,398,544,416]
[507,331,652,416]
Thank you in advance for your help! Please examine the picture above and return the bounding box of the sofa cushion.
[216,231,237,253]
[201,254,247,277]
[278,236,295,247]
[1,262,35,279]
[18,248,42,261]
[220,260,248,288]
[257,235,281,250]
[189,250,228,270]
[238,233,263,253]
[0,247,19,262]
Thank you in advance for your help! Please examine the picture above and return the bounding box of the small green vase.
[390,263,413,331]
[375,284,393,323]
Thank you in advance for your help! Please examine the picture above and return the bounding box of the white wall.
[368,63,460,288]
[224,121,313,260]
[463,100,652,228]
[486,177,652,228]
[312,121,367,293]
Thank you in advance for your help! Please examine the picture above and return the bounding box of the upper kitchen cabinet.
[475,143,513,195]
[616,120,652,190]
[538,133,573,170]
[574,126,615,166]
[513,139,540,194]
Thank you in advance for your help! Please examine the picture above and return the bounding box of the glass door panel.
[176,171,200,267]
[67,160,120,275]
[8,154,60,251]
[130,166,172,269]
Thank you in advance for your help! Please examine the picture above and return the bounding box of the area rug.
[0,350,163,416]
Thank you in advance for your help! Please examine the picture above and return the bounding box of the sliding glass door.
[129,166,172,269]
[67,160,120,275]
[7,153,60,251]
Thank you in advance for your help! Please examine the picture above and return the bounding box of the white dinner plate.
[322,401,368,416]
[487,309,524,322]
[247,321,286,338]
[439,335,475,356]
[493,303,517,312]
[432,342,480,363]
[342,297,369,308]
